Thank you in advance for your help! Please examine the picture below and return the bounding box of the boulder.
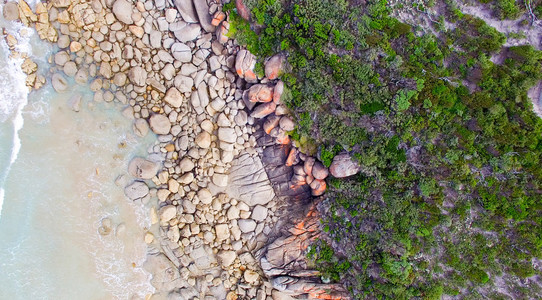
[51,73,68,92]
[235,49,256,79]
[218,127,237,144]
[133,118,149,137]
[128,66,147,86]
[279,116,295,131]
[112,0,134,24]
[128,157,160,179]
[149,114,171,135]
[217,250,236,267]
[174,0,198,23]
[310,179,326,196]
[215,224,230,242]
[160,205,177,223]
[172,22,200,43]
[235,0,251,21]
[193,0,215,33]
[3,2,19,21]
[244,270,259,284]
[164,87,183,108]
[179,157,194,173]
[197,188,212,205]
[124,181,149,200]
[171,42,192,62]
[248,84,273,103]
[174,75,193,93]
[329,153,361,178]
[251,102,276,119]
[251,205,268,222]
[312,161,329,180]
[265,55,284,80]
[195,131,211,148]
[238,219,256,233]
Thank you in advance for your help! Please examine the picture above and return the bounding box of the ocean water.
[0,9,155,300]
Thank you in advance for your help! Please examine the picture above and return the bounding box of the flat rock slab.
[226,152,275,206]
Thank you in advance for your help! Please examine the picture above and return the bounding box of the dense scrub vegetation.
[226,0,542,298]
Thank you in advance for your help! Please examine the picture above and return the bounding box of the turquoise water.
[0,10,155,300]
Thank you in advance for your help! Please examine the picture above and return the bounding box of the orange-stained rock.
[235,49,255,78]
[265,54,284,80]
[236,0,251,21]
[251,102,276,118]
[273,80,284,104]
[216,23,229,44]
[244,69,257,82]
[263,115,281,134]
[285,148,297,167]
[211,11,226,26]
[291,173,306,186]
[275,130,290,145]
[310,179,326,196]
[306,174,314,185]
[248,84,274,103]
[304,157,315,176]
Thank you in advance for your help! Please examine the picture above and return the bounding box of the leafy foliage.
[226,0,542,298]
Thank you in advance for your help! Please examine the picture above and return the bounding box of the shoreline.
[2,0,348,299]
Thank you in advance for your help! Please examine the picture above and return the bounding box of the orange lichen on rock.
[285,148,297,166]
[211,11,226,26]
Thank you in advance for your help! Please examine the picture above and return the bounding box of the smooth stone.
[174,0,198,23]
[128,157,160,179]
[112,0,134,24]
[197,188,212,205]
[133,118,149,137]
[238,219,256,233]
[195,131,211,148]
[124,181,149,200]
[51,73,68,92]
[171,42,192,62]
[164,87,183,108]
[251,205,268,222]
[160,205,177,223]
[149,114,171,135]
[329,153,361,178]
[218,127,236,144]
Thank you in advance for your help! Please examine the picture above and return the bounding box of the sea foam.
[0,16,34,219]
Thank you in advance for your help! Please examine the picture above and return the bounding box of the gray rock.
[329,153,361,178]
[128,66,147,86]
[218,127,236,144]
[174,75,193,93]
[128,157,160,179]
[172,22,200,43]
[133,118,149,137]
[3,2,19,21]
[149,114,171,135]
[238,219,256,233]
[227,153,275,206]
[67,94,82,112]
[174,0,198,23]
[217,250,236,267]
[124,181,149,200]
[52,73,68,92]
[171,42,192,62]
[112,0,134,24]
[196,83,209,108]
[63,61,77,77]
[193,0,215,33]
[74,69,89,85]
[251,205,268,222]
[149,30,162,48]
[54,51,70,66]
[164,87,183,108]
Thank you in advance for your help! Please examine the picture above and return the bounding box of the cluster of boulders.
[1,4,46,91]
[3,0,291,298]
[236,51,362,198]
[4,0,362,298]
